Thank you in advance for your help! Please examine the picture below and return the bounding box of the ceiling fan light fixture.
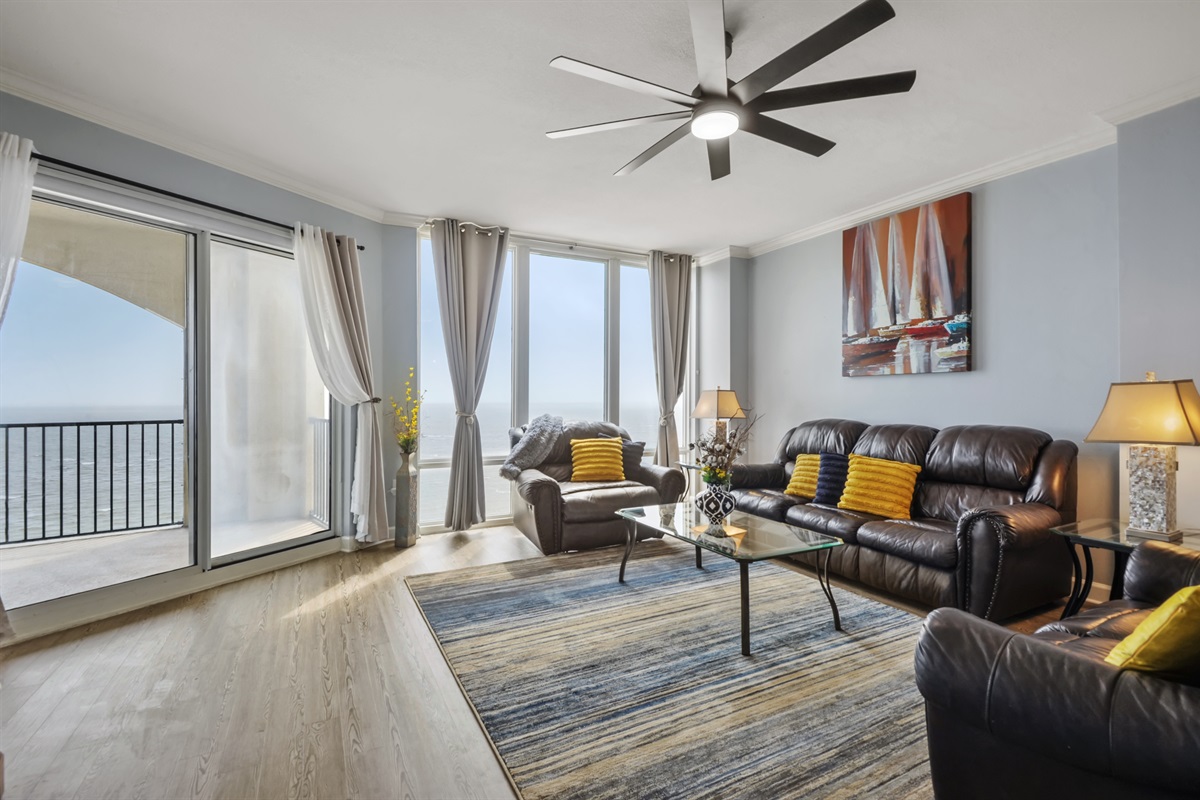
[690,109,740,140]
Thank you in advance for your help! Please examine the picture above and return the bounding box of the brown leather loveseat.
[915,541,1200,799]
[731,418,1078,620]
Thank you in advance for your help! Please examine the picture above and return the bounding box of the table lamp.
[692,387,745,443]
[1084,372,1200,542]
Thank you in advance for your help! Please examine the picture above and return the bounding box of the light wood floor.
[1,529,1070,800]
[0,527,541,800]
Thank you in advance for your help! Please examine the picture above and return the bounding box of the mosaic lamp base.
[1126,444,1182,542]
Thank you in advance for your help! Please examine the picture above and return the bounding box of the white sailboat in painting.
[909,203,955,320]
[887,214,911,325]
[844,221,892,338]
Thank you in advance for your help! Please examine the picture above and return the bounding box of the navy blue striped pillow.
[812,452,850,505]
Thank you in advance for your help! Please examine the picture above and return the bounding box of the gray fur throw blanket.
[499,414,563,479]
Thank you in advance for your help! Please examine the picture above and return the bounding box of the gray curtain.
[649,250,692,467]
[431,219,509,530]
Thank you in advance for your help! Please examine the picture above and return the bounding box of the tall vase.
[395,452,419,549]
[694,480,735,537]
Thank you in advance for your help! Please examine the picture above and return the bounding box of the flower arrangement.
[695,417,757,486]
[388,367,425,454]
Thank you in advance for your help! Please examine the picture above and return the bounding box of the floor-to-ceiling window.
[416,236,658,530]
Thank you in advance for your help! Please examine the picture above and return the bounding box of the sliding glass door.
[207,239,331,561]
[0,199,192,607]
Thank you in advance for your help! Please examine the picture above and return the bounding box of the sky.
[0,262,184,421]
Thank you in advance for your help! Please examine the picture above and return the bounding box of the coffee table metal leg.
[1077,545,1095,613]
[1111,550,1129,601]
[619,519,637,583]
[695,545,702,569]
[816,548,843,632]
[740,561,750,656]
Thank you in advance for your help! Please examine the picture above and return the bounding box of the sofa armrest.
[916,608,1200,796]
[514,469,562,553]
[956,502,1062,618]
[626,463,686,503]
[1123,540,1200,604]
[731,462,787,490]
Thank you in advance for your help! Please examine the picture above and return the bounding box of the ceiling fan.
[545,0,915,180]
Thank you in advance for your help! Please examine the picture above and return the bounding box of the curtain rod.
[33,153,365,251]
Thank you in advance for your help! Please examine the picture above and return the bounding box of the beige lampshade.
[1085,379,1200,445]
[692,388,746,420]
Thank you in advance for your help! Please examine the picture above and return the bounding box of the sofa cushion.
[923,425,1052,491]
[915,482,1024,523]
[773,418,869,464]
[784,454,820,498]
[731,488,804,522]
[784,503,884,543]
[839,454,923,520]
[812,452,849,505]
[852,423,938,467]
[857,518,958,569]
[560,481,661,523]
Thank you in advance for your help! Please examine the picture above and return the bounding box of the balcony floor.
[0,519,329,608]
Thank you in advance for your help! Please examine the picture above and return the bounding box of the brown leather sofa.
[506,420,686,555]
[731,418,1078,620]
[915,541,1200,800]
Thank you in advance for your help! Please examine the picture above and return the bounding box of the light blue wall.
[1117,96,1200,526]
[745,146,1121,520]
[0,91,421,529]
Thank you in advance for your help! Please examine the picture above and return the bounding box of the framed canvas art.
[842,192,972,377]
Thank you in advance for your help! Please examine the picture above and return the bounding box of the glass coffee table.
[616,502,844,656]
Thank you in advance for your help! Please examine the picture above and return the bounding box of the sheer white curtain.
[0,131,37,330]
[0,131,36,640]
[294,224,387,542]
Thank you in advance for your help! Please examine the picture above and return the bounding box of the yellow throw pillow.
[569,438,625,482]
[837,454,922,520]
[1105,585,1200,680]
[785,454,821,498]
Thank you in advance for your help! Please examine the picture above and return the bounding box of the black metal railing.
[310,417,330,526]
[0,419,185,545]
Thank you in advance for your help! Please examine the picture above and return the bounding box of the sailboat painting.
[842,192,972,376]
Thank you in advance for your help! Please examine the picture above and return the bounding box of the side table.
[1049,519,1200,619]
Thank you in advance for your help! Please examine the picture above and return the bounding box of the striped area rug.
[407,540,931,800]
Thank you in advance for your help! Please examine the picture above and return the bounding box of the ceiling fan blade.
[707,138,731,180]
[688,0,728,98]
[615,122,692,176]
[550,56,699,107]
[730,0,897,104]
[743,113,836,157]
[749,70,915,112]
[547,111,693,139]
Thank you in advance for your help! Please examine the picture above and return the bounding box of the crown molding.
[745,127,1117,259]
[1,68,389,224]
[1097,76,1200,126]
[381,211,429,229]
[694,245,751,266]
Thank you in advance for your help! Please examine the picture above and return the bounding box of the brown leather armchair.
[915,541,1200,800]
[505,420,685,555]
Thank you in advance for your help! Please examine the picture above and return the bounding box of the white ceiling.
[2,1,1199,256]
